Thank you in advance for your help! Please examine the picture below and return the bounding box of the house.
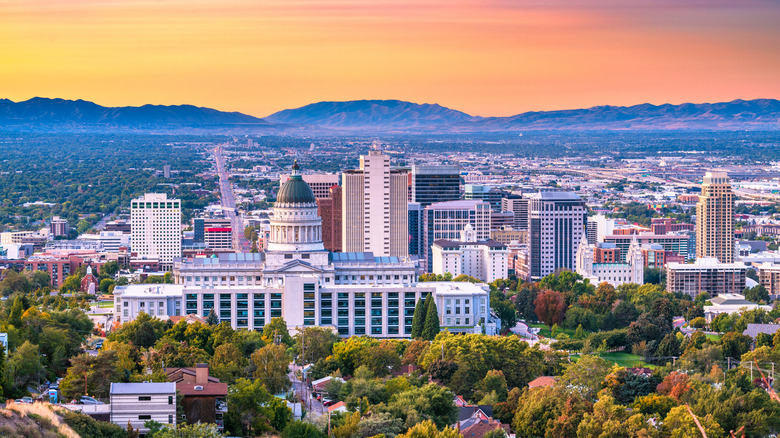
[166,364,228,431]
[109,382,177,434]
[626,368,653,378]
[528,376,557,389]
[454,395,469,407]
[743,324,780,340]
[460,417,513,438]
[311,376,344,394]
[327,401,348,414]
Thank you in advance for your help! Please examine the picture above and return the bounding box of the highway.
[213,145,251,252]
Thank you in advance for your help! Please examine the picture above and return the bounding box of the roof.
[113,284,183,298]
[528,376,557,388]
[709,294,753,306]
[461,419,510,438]
[743,324,780,339]
[276,163,316,205]
[177,382,228,397]
[432,239,506,249]
[110,382,176,395]
[165,367,221,384]
[426,200,488,210]
[458,405,493,423]
[330,252,401,264]
[529,191,582,201]
[328,401,348,413]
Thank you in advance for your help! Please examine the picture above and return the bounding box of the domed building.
[164,162,497,338]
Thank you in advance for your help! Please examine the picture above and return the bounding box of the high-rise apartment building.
[317,185,342,252]
[528,192,587,280]
[422,200,492,272]
[411,165,461,207]
[130,193,182,269]
[408,202,423,257]
[342,151,408,257]
[696,172,735,263]
[464,185,505,211]
[50,216,70,237]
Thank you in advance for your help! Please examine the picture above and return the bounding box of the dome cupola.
[276,161,316,206]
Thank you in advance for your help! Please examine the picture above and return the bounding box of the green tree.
[512,386,591,438]
[7,340,44,393]
[559,355,613,401]
[8,296,24,327]
[99,278,115,293]
[210,343,248,384]
[477,370,508,403]
[721,332,752,359]
[422,297,440,341]
[396,420,461,438]
[250,343,291,394]
[385,384,458,430]
[225,378,276,436]
[110,312,167,349]
[411,295,427,339]
[281,421,326,438]
[150,422,224,438]
[293,326,339,365]
[745,284,770,304]
[206,308,219,326]
[60,350,122,400]
[262,317,294,347]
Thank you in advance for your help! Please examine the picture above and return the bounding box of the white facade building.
[423,200,492,272]
[431,225,509,283]
[114,284,184,323]
[81,231,130,253]
[130,193,182,269]
[110,382,176,434]
[576,235,644,287]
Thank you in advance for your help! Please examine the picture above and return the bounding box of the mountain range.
[1,97,779,132]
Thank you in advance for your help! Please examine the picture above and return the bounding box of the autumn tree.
[534,290,566,328]
[251,343,291,394]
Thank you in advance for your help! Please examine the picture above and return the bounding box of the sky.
[1,0,779,117]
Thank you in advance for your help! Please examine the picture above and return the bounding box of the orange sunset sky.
[2,0,779,118]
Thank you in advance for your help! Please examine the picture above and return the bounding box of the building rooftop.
[529,191,581,201]
[110,382,176,395]
[433,239,506,249]
[113,284,184,298]
[425,200,488,210]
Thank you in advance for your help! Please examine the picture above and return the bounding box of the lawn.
[528,322,579,339]
[96,301,114,308]
[599,352,654,368]
[705,333,721,342]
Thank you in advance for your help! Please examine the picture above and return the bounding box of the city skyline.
[2,1,779,117]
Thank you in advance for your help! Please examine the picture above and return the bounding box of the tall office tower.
[586,218,598,245]
[464,184,505,211]
[279,173,340,199]
[502,194,529,230]
[422,200,492,272]
[696,171,735,263]
[317,185,342,252]
[342,151,408,257]
[130,193,182,269]
[528,192,587,280]
[411,164,461,207]
[163,165,171,179]
[408,202,422,256]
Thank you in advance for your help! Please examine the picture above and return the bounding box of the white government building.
[115,163,496,337]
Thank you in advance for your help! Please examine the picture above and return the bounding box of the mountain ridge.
[1,97,779,132]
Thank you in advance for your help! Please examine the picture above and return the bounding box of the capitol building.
[116,162,495,337]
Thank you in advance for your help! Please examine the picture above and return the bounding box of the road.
[213,145,251,252]
[289,363,326,417]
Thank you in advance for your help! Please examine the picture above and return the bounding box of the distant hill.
[265,99,479,129]
[2,97,778,132]
[266,98,780,131]
[0,97,270,128]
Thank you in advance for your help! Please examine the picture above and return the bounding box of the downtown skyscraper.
[696,171,735,263]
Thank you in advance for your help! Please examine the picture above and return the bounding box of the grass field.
[705,333,721,342]
[528,322,579,339]
[599,352,655,368]
[96,301,113,308]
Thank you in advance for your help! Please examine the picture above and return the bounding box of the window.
[168,414,173,424]
[139,396,151,401]
[139,415,151,420]
[168,395,174,404]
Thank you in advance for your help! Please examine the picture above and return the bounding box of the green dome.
[277,162,316,205]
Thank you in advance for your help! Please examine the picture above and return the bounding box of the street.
[213,145,252,252]
[289,363,326,417]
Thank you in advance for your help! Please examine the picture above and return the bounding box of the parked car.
[322,398,336,407]
[80,396,104,405]
[14,397,33,404]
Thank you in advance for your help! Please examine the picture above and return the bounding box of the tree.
[534,290,566,328]
[663,405,725,438]
[8,295,24,327]
[422,297,441,341]
[294,326,339,365]
[60,350,122,400]
[720,332,752,359]
[206,308,219,326]
[385,383,458,430]
[150,423,224,438]
[745,284,770,304]
[655,332,681,360]
[225,378,276,436]
[281,421,326,438]
[396,420,461,438]
[478,370,508,403]
[356,412,404,438]
[512,386,591,438]
[99,278,115,293]
[251,343,291,394]
[210,343,248,384]
[411,295,427,338]
[559,355,612,401]
[7,340,45,393]
[110,312,167,349]
[262,317,294,347]
[656,371,691,401]
[428,360,459,385]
